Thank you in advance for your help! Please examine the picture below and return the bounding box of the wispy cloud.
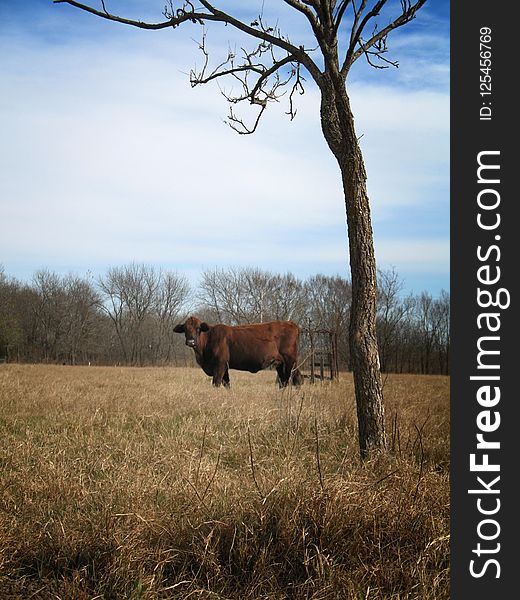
[0,1,449,294]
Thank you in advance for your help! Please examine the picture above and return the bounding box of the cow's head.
[173,316,210,349]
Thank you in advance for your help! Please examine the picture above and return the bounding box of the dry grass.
[0,364,449,599]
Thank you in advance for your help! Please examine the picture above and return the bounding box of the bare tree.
[431,289,450,375]
[60,274,101,364]
[199,267,306,324]
[377,268,413,372]
[198,267,251,324]
[0,268,26,361]
[440,291,450,374]
[153,270,191,363]
[241,268,276,323]
[98,263,161,365]
[54,0,426,458]
[30,271,105,363]
[414,291,448,375]
[98,264,190,365]
[304,273,352,367]
[267,272,307,322]
[32,269,68,361]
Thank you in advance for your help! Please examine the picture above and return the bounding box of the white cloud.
[349,83,449,216]
[0,9,449,294]
[376,239,449,271]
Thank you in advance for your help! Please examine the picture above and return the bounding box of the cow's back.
[229,321,298,352]
[207,321,299,372]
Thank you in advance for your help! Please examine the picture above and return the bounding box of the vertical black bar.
[451,2,517,598]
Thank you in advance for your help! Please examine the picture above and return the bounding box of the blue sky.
[0,1,449,296]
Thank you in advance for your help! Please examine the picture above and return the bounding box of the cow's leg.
[281,356,299,387]
[223,368,230,388]
[212,362,228,388]
[276,363,289,388]
[283,355,303,386]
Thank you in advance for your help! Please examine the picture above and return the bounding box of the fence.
[298,326,339,382]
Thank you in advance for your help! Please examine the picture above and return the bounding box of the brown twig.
[247,421,265,499]
[411,423,425,503]
[314,412,325,493]
[195,421,208,487]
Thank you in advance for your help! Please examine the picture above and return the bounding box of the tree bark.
[319,72,386,459]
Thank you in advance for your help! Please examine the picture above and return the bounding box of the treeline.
[0,264,449,374]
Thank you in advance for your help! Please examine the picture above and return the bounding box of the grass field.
[0,364,449,599]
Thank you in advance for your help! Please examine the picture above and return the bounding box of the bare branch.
[54,0,322,134]
[357,26,400,70]
[54,0,321,78]
[286,63,306,120]
[53,0,208,29]
[226,104,267,135]
[190,36,264,89]
[247,422,265,499]
[340,0,427,77]
[189,27,302,134]
[350,0,387,44]
[314,411,325,492]
[196,0,320,78]
[334,0,353,32]
[54,1,426,130]
[282,0,320,30]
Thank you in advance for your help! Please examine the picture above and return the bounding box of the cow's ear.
[200,322,210,332]
[173,323,185,333]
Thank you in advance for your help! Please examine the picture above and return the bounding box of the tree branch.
[282,0,319,29]
[54,0,323,128]
[54,0,319,74]
[53,0,209,29]
[333,0,353,34]
[189,29,301,134]
[340,0,427,77]
[196,0,321,79]
[54,1,426,126]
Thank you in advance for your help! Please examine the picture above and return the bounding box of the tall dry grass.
[0,364,449,599]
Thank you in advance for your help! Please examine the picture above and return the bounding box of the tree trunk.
[319,73,386,459]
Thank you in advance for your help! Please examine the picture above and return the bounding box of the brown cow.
[173,316,303,388]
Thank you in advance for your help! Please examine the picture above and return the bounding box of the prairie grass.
[0,364,449,599]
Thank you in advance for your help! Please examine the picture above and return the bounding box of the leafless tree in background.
[1,263,448,374]
[98,264,190,365]
[28,270,101,363]
[60,274,101,364]
[199,267,307,325]
[198,267,251,324]
[152,270,192,363]
[434,290,450,375]
[0,267,33,362]
[241,269,279,323]
[377,268,413,373]
[422,289,449,376]
[32,270,68,362]
[304,273,352,366]
[267,272,307,322]
[414,291,443,375]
